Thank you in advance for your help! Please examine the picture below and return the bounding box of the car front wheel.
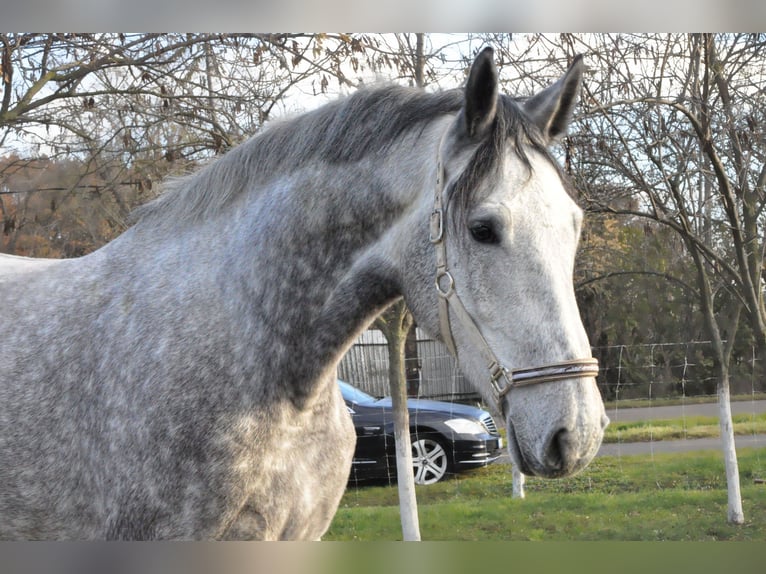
[411,436,449,485]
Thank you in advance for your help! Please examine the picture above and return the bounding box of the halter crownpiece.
[429,135,599,413]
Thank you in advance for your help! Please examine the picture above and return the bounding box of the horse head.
[402,48,608,478]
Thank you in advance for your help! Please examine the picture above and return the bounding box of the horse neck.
[214,127,440,403]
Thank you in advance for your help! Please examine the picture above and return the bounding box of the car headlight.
[444,418,486,436]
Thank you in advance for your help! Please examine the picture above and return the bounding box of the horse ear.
[462,47,498,139]
[523,54,584,143]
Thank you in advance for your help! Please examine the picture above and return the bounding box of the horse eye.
[469,222,498,244]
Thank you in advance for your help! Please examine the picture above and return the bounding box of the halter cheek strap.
[429,137,599,413]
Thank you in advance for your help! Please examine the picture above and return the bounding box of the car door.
[347,402,393,475]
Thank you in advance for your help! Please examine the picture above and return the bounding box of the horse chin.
[504,419,536,476]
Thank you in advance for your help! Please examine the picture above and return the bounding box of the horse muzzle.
[504,376,610,479]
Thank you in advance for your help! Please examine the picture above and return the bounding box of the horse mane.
[131,83,560,229]
[131,85,463,228]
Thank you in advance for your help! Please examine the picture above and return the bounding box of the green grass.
[603,412,766,443]
[325,448,766,541]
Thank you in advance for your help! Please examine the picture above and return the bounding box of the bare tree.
[374,300,420,541]
[0,33,405,253]
[571,33,766,524]
[370,32,432,542]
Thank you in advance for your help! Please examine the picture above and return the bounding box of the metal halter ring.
[435,270,455,298]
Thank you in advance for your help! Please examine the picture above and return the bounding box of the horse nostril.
[545,428,573,471]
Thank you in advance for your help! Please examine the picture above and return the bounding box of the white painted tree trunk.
[378,35,428,543]
[390,383,421,540]
[717,374,744,524]
[379,300,421,541]
[512,465,526,499]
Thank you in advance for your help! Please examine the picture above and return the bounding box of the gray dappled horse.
[0,48,607,540]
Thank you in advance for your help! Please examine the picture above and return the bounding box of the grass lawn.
[325,448,766,541]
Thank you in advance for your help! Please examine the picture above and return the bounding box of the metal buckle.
[429,209,444,243]
[488,362,508,396]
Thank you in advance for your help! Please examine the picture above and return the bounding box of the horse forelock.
[447,94,576,228]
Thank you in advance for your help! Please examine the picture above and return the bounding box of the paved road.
[598,399,766,456]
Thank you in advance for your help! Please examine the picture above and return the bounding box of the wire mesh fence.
[596,340,766,402]
[339,332,766,488]
[340,334,766,406]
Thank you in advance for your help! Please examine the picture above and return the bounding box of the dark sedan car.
[339,380,503,485]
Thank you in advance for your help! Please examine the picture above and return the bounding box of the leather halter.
[428,137,599,414]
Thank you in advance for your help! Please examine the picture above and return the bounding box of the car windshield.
[337,380,378,405]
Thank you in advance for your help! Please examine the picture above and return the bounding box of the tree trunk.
[512,466,526,499]
[688,237,745,524]
[381,33,428,541]
[414,33,425,89]
[388,331,421,540]
[377,300,421,541]
[717,366,744,524]
[404,322,420,397]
